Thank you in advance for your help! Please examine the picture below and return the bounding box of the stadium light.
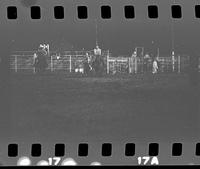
[61,158,77,166]
[17,156,31,166]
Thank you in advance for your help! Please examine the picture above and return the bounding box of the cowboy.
[93,45,104,75]
[94,45,102,56]
[33,48,48,74]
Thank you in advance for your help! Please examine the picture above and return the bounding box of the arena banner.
[0,0,199,166]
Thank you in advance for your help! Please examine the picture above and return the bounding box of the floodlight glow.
[61,158,77,166]
[90,161,102,166]
[17,156,31,166]
[36,160,49,166]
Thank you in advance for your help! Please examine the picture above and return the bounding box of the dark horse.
[83,60,91,75]
[34,51,48,74]
[91,55,104,76]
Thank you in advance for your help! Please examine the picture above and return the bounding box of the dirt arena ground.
[2,73,199,141]
[0,73,199,165]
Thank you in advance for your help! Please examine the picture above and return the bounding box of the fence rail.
[9,51,200,74]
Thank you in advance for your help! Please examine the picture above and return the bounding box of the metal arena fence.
[10,50,109,73]
[10,51,199,74]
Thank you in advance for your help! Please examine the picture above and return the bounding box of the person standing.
[144,53,150,73]
[152,59,158,74]
[83,58,90,75]
[33,53,38,73]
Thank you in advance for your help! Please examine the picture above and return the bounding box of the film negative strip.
[0,0,199,166]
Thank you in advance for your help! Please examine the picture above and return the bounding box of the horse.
[33,51,48,74]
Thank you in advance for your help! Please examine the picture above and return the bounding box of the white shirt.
[153,60,158,69]
[94,47,101,55]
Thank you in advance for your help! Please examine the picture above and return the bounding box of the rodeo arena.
[9,43,200,76]
[0,41,199,150]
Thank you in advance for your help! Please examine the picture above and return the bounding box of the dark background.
[0,0,200,55]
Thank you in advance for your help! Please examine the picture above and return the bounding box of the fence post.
[33,56,35,74]
[134,57,137,73]
[107,51,109,74]
[50,54,53,72]
[69,55,72,73]
[14,55,18,73]
[172,52,175,72]
[178,55,181,73]
[33,53,36,74]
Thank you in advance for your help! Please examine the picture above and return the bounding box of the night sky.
[0,0,200,56]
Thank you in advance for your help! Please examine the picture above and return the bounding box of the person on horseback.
[33,45,48,74]
[93,45,104,76]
